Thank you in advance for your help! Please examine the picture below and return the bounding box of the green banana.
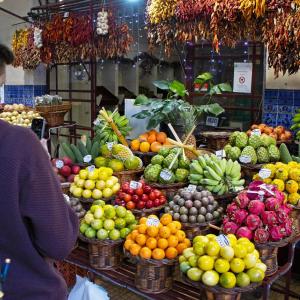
[77,141,89,157]
[204,170,214,180]
[225,159,234,176]
[189,174,203,181]
[230,162,241,178]
[206,166,222,181]
[198,156,207,169]
[231,179,245,186]
[61,142,76,162]
[212,184,223,193]
[190,161,203,174]
[86,138,92,153]
[200,178,220,186]
[205,185,215,192]
[70,144,84,163]
[210,161,224,177]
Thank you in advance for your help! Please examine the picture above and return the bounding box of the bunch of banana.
[239,0,266,20]
[291,108,300,140]
[188,154,245,195]
[94,109,132,146]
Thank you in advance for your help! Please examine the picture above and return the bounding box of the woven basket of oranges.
[123,213,190,294]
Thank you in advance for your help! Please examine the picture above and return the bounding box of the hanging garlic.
[33,27,43,48]
[96,11,109,35]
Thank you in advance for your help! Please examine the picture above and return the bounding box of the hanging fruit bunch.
[147,0,178,24]
[239,0,266,20]
[12,28,29,67]
[96,10,109,36]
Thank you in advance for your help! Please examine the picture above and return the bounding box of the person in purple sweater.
[0,44,78,299]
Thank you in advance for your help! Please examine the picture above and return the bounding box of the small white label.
[130,181,142,190]
[84,155,92,163]
[206,116,219,127]
[251,129,261,136]
[233,186,244,192]
[186,185,197,193]
[239,155,251,164]
[259,184,275,196]
[259,168,272,179]
[160,169,173,181]
[63,194,70,203]
[64,12,69,18]
[56,160,64,169]
[88,165,96,172]
[216,150,226,159]
[106,142,115,151]
[216,234,230,247]
[93,119,100,126]
[146,218,160,227]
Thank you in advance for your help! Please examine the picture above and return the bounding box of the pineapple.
[112,144,133,162]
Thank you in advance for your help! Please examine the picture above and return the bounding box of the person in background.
[0,44,78,299]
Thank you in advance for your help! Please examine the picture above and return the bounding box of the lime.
[193,242,205,256]
[115,218,126,229]
[79,223,89,234]
[91,219,103,230]
[120,228,131,239]
[247,268,265,282]
[219,272,236,289]
[193,235,209,245]
[183,248,195,259]
[187,267,203,282]
[124,212,136,224]
[198,255,214,271]
[90,205,100,213]
[255,262,267,273]
[109,229,121,240]
[84,213,94,224]
[227,234,237,247]
[116,206,127,218]
[92,189,103,200]
[233,244,247,258]
[243,253,258,269]
[205,241,221,257]
[230,258,245,273]
[104,205,116,219]
[214,258,230,273]
[236,272,250,287]
[188,255,199,267]
[219,246,234,261]
[97,229,108,240]
[180,261,191,274]
[82,189,92,199]
[85,227,96,239]
[179,255,187,263]
[94,207,104,219]
[104,219,115,231]
[206,234,217,241]
[201,270,219,287]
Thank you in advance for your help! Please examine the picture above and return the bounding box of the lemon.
[255,262,267,273]
[227,234,237,247]
[201,270,219,287]
[247,268,265,282]
[214,258,230,273]
[79,169,88,180]
[238,240,255,253]
[96,180,106,190]
[188,255,199,267]
[88,170,99,180]
[103,187,113,198]
[230,258,245,273]
[73,187,83,198]
[243,253,258,269]
[193,235,209,245]
[109,176,119,184]
[82,189,92,199]
[92,189,103,200]
[198,255,215,271]
[205,241,221,257]
[112,183,121,194]
[179,255,187,263]
[237,237,250,244]
[233,244,247,258]
[98,170,109,181]
[220,246,234,261]
[219,272,236,288]
[193,242,205,256]
[84,180,95,190]
[206,234,217,241]
[253,249,260,259]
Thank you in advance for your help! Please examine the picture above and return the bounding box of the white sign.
[93,119,100,126]
[216,234,230,247]
[206,116,219,127]
[84,155,92,163]
[186,185,197,193]
[251,129,261,136]
[233,186,244,193]
[160,169,173,181]
[88,165,96,172]
[216,150,226,159]
[259,168,272,179]
[239,155,251,164]
[146,218,160,227]
[233,63,253,93]
[106,142,115,151]
[56,160,64,169]
[130,181,142,190]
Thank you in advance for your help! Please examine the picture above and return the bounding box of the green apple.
[104,219,115,231]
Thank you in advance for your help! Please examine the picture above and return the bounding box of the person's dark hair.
[0,44,14,66]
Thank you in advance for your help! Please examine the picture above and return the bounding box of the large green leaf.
[195,103,224,116]
[134,94,150,105]
[147,114,164,130]
[209,85,222,95]
[169,80,187,97]
[217,83,232,92]
[132,110,152,119]
[153,80,170,90]
[194,72,213,84]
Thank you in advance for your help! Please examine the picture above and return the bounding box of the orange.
[140,247,152,259]
[150,141,162,153]
[124,239,134,251]
[147,226,159,237]
[159,226,171,239]
[148,129,158,135]
[139,133,148,142]
[129,243,141,256]
[168,235,179,248]
[139,217,148,225]
[176,242,188,254]
[146,237,157,249]
[167,222,178,234]
[126,233,133,241]
[138,224,147,234]
[147,134,157,144]
[136,234,147,246]
[156,132,167,144]
[165,247,178,259]
[160,214,173,226]
[176,230,186,242]
[163,139,172,146]
[184,238,191,247]
[131,230,139,241]
[173,221,182,230]
[152,248,165,260]
[140,142,150,153]
[131,139,140,151]
[157,238,168,250]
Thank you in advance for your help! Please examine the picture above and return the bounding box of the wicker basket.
[200,131,232,151]
[125,250,176,294]
[113,168,144,185]
[291,206,300,233]
[241,163,263,184]
[145,181,188,200]
[182,219,221,240]
[61,182,71,194]
[79,234,123,270]
[133,151,156,166]
[131,204,166,218]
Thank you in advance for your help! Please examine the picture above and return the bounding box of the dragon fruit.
[235,191,250,208]
[226,202,239,218]
[248,200,265,215]
[261,211,278,226]
[223,216,230,225]
[233,209,249,225]
[223,222,239,234]
[275,190,285,204]
[269,226,285,241]
[248,181,264,190]
[265,197,281,211]
[246,214,262,231]
[236,226,253,240]
[283,219,293,237]
[277,210,289,224]
[280,204,292,215]
[254,228,270,243]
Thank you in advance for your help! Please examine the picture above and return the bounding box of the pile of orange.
[130,130,171,153]
[124,214,191,260]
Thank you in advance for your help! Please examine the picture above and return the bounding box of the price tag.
[186,185,197,193]
[259,168,272,179]
[233,186,244,193]
[56,160,64,169]
[93,119,100,126]
[88,165,96,172]
[130,181,142,190]
[216,234,230,247]
[251,129,261,136]
[146,217,160,227]
[206,116,219,127]
[247,190,265,201]
[239,155,251,164]
[106,142,115,151]
[259,184,275,196]
[215,150,226,159]
[160,169,173,181]
[84,155,92,163]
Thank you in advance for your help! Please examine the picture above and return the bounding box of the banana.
[230,161,241,178]
[206,166,222,181]
[225,159,234,176]
[231,179,245,186]
[200,178,220,186]
[205,185,215,192]
[189,174,203,181]
[198,156,207,169]
[204,170,214,180]
[220,159,227,174]
[212,183,223,194]
[218,185,226,195]
[210,161,224,177]
[190,161,203,174]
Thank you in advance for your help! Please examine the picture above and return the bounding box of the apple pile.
[52,157,81,183]
[115,180,167,211]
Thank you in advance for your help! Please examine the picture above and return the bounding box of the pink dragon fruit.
[254,228,270,243]
[275,190,285,204]
[263,184,277,198]
[248,181,264,190]
[269,226,285,241]
[226,202,239,218]
[280,204,292,215]
[236,226,253,240]
[246,214,262,231]
[283,219,293,237]
[248,200,265,215]
[265,197,281,211]
[277,210,289,224]
[233,209,248,225]
[235,191,250,208]
[223,222,239,234]
[223,216,230,225]
[261,211,278,226]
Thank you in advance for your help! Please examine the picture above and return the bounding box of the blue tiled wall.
[263,89,300,128]
[4,85,47,106]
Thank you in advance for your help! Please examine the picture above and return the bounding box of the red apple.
[137,201,145,209]
[72,165,81,175]
[159,196,167,205]
[139,179,145,187]
[132,195,139,203]
[141,194,149,202]
[62,156,73,167]
[126,201,135,210]
[143,185,152,194]
[149,192,156,201]
[153,189,162,198]
[67,174,75,183]
[124,194,132,203]
[122,183,130,193]
[135,188,144,196]
[146,200,154,209]
[154,199,161,207]
[127,188,135,195]
[60,165,72,177]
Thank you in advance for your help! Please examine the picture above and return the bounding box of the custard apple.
[159,169,176,184]
[144,164,162,182]
[179,157,190,169]
[224,144,232,156]
[151,154,164,165]
[228,146,241,161]
[158,147,170,157]
[170,148,182,155]
[241,146,257,164]
[248,135,262,149]
[235,132,248,149]
[268,145,280,162]
[256,146,270,164]
[229,131,240,146]
[260,134,275,147]
[163,153,178,170]
[175,168,189,183]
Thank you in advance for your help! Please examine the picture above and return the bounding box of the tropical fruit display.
[188,154,245,195]
[225,131,280,165]
[70,167,120,199]
[60,135,100,164]
[180,234,266,288]
[124,214,190,260]
[246,124,292,142]
[130,129,171,153]
[79,201,137,241]
[253,161,300,206]
[144,147,190,184]
[51,157,81,183]
[222,181,293,243]
[164,187,223,224]
[115,180,167,210]
[291,109,300,141]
